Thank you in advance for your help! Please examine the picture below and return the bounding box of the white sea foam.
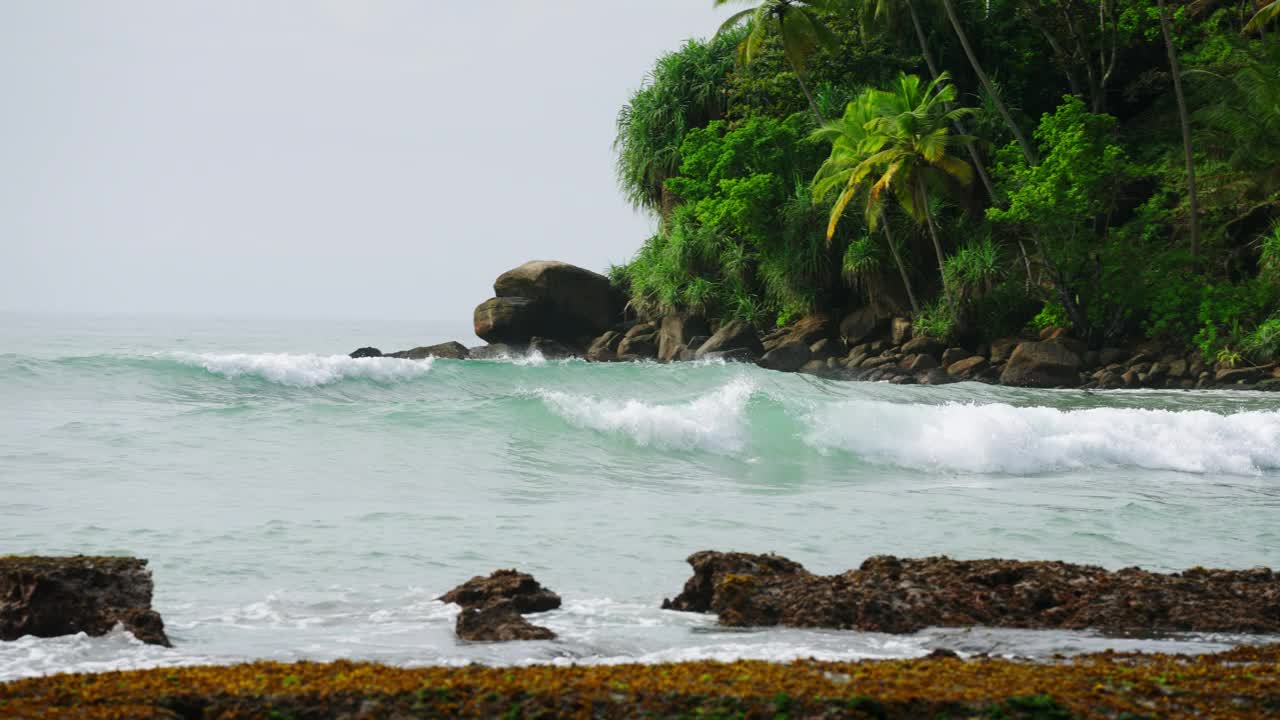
[806,399,1280,475]
[538,377,755,453]
[169,352,433,387]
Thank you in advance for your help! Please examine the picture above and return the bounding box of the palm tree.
[1156,0,1201,256]
[857,0,997,200]
[713,0,841,123]
[859,73,976,282]
[811,92,921,310]
[1245,1,1280,34]
[937,0,1038,165]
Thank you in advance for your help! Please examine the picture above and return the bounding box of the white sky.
[0,1,724,322]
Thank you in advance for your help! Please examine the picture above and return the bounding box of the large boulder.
[1000,341,1083,388]
[0,556,170,646]
[617,332,659,360]
[663,551,1280,635]
[839,307,886,346]
[474,297,546,344]
[695,320,763,360]
[493,261,624,340]
[758,341,812,372]
[386,341,470,360]
[441,569,560,643]
[454,599,555,642]
[586,331,623,362]
[658,314,710,363]
[439,569,561,614]
[349,347,382,359]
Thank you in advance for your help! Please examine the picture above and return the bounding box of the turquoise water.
[2,311,1279,679]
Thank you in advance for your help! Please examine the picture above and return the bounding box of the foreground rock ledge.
[663,551,1280,635]
[439,569,560,642]
[4,645,1278,719]
[0,556,170,646]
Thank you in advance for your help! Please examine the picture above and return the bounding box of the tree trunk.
[940,0,1039,165]
[793,65,825,125]
[882,221,921,313]
[906,0,997,201]
[1157,0,1201,256]
[918,176,948,283]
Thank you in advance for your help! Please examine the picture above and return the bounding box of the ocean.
[2,311,1278,680]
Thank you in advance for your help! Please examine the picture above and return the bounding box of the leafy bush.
[1031,303,1070,331]
[1243,315,1280,362]
[914,300,956,342]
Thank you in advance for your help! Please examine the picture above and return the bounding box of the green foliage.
[914,298,956,342]
[1031,303,1070,332]
[1243,314,1280,362]
[615,32,742,213]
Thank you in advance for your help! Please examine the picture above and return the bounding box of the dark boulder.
[474,297,546,344]
[758,341,812,372]
[1000,341,1082,388]
[386,341,470,360]
[617,332,659,360]
[0,556,170,646]
[349,347,382,359]
[586,331,623,362]
[940,348,972,367]
[701,348,758,363]
[839,307,885,346]
[493,261,624,339]
[658,314,710,363]
[901,336,946,357]
[454,599,555,642]
[947,355,989,377]
[695,320,763,360]
[439,569,561,614]
[663,551,1280,636]
[468,343,526,360]
[528,337,579,359]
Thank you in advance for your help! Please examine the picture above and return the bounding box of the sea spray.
[168,352,434,387]
[537,376,756,453]
[805,398,1280,475]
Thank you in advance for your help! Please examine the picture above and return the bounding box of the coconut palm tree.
[859,73,975,282]
[713,0,842,123]
[856,0,996,200]
[811,92,921,311]
[1245,1,1280,34]
[1156,0,1201,255]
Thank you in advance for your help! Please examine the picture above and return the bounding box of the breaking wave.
[168,352,434,387]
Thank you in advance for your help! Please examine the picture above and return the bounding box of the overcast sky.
[0,1,724,325]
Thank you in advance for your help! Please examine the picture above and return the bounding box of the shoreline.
[4,645,1278,718]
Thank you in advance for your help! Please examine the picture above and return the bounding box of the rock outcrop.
[658,314,710,363]
[386,341,470,360]
[695,320,764,361]
[1000,341,1082,388]
[663,551,1280,635]
[349,347,382,359]
[0,556,170,646]
[440,569,560,642]
[474,296,546,344]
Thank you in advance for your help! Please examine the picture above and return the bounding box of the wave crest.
[806,399,1280,475]
[170,352,433,387]
[537,377,755,453]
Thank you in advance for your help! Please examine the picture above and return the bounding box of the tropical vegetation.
[612,0,1280,363]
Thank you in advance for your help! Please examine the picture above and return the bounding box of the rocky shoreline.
[355,260,1280,392]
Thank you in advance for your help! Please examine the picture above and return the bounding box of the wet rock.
[586,331,623,362]
[1000,341,1082,388]
[468,343,526,360]
[528,337,579,359]
[989,337,1021,364]
[493,261,624,339]
[940,348,972,367]
[919,368,955,385]
[758,341,812,372]
[474,296,545,344]
[809,338,843,360]
[903,353,939,371]
[0,556,170,646]
[454,599,555,642]
[947,355,988,377]
[839,307,885,346]
[890,317,913,346]
[695,320,763,360]
[386,341,470,360]
[658,314,709,363]
[439,569,561,614]
[663,552,1280,635]
[349,347,382,359]
[1216,366,1269,384]
[901,336,945,357]
[617,332,659,360]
